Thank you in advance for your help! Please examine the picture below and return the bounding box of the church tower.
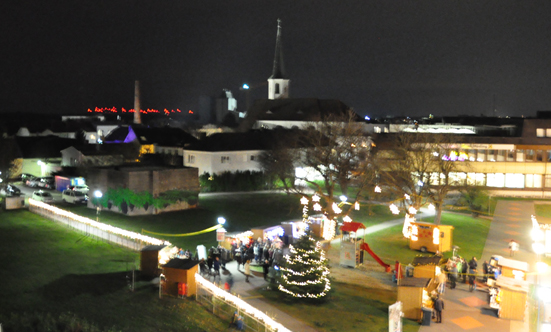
[268,19,290,100]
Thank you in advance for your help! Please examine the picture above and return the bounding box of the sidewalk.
[419,200,537,332]
[214,259,319,332]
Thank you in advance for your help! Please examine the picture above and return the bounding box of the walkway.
[419,200,539,332]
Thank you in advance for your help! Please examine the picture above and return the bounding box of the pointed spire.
[270,19,286,79]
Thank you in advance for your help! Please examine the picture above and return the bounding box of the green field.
[0,209,228,331]
[0,193,491,331]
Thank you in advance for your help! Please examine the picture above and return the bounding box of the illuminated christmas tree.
[278,230,331,300]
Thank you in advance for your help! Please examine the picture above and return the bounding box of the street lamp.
[94,190,103,222]
[241,83,251,112]
[217,217,226,225]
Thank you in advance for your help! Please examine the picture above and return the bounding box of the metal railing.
[28,199,156,251]
[195,274,291,332]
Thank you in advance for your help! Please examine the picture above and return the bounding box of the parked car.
[25,176,40,187]
[37,176,55,189]
[62,190,88,204]
[32,190,54,203]
[20,173,36,183]
[5,184,21,196]
[70,185,89,194]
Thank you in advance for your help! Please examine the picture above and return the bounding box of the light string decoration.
[29,199,170,246]
[87,107,193,116]
[277,197,331,299]
[195,273,291,332]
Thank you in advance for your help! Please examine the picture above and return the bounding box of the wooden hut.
[412,256,443,279]
[491,255,529,281]
[397,278,434,320]
[408,222,454,253]
[495,276,529,320]
[162,259,200,297]
[140,245,167,278]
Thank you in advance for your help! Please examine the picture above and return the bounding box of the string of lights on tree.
[277,196,331,299]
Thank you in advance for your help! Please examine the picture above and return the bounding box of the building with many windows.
[377,115,551,197]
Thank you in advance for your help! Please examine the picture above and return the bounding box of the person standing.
[461,258,468,283]
[449,263,458,289]
[482,260,489,283]
[509,240,519,257]
[437,271,447,294]
[213,257,221,280]
[468,257,478,291]
[433,296,444,323]
[244,260,251,283]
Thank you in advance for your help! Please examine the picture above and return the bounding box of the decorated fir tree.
[278,231,331,300]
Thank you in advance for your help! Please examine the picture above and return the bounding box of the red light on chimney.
[189,110,193,114]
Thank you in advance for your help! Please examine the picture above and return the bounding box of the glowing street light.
[242,83,250,90]
[217,217,226,225]
[340,195,347,203]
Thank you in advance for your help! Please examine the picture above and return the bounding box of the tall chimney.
[134,80,142,124]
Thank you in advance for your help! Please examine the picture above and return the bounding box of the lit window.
[526,150,535,162]
[411,225,418,241]
[516,150,525,162]
[477,150,486,162]
[497,150,505,162]
[374,126,381,133]
[537,128,545,137]
[526,174,543,188]
[433,228,440,245]
[487,173,505,187]
[505,173,524,188]
[547,129,551,137]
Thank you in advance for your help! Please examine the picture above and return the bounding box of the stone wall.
[87,166,199,216]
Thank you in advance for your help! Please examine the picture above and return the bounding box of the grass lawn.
[250,282,420,332]
[0,209,227,332]
[360,212,491,265]
[535,203,551,219]
[62,192,303,251]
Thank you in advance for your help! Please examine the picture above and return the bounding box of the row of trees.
[259,110,473,224]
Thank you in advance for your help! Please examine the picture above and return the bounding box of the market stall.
[162,258,200,297]
[411,256,443,279]
[140,244,168,277]
[408,222,454,253]
[490,255,529,281]
[488,275,529,320]
[397,277,437,320]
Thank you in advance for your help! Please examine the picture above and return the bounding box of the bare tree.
[379,132,469,224]
[0,136,19,183]
[260,110,376,218]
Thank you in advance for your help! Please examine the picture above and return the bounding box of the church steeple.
[268,19,290,99]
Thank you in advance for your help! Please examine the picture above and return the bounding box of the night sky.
[3,1,551,119]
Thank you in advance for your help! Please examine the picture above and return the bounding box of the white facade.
[183,150,263,175]
[267,78,290,100]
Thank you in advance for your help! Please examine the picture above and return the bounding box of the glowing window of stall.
[411,225,419,241]
[512,270,525,280]
[433,227,440,245]
[266,227,284,240]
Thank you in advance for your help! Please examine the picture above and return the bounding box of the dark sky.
[2,1,551,119]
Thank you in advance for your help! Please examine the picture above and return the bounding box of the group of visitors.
[443,255,478,290]
[232,238,283,282]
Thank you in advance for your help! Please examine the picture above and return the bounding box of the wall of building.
[183,150,263,175]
